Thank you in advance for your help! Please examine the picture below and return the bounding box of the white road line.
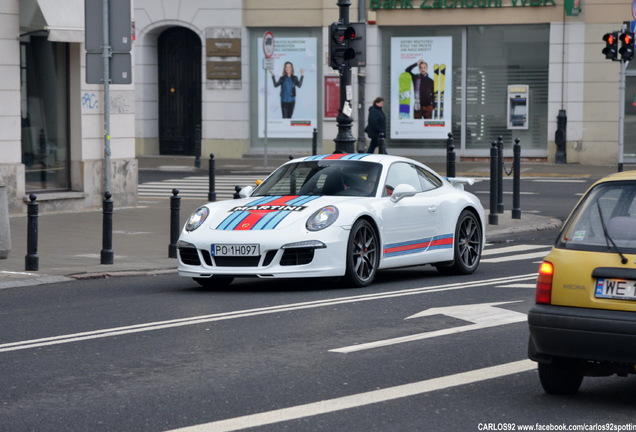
[497,283,536,289]
[481,251,549,263]
[532,179,587,183]
[0,274,536,353]
[164,360,536,432]
[482,244,549,256]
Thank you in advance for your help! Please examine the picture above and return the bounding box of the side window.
[384,163,422,196]
[416,166,443,191]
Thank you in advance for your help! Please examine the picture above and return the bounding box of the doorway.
[158,27,202,155]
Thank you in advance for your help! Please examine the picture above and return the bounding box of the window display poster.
[390,37,453,139]
[258,37,317,138]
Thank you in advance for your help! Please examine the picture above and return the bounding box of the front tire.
[436,209,482,275]
[538,358,583,395]
[343,219,379,287]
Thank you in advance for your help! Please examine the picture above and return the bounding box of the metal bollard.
[169,189,180,258]
[446,132,456,178]
[312,128,318,156]
[497,136,504,214]
[25,194,39,271]
[378,133,387,154]
[512,138,521,219]
[489,142,499,225]
[208,153,217,202]
[101,191,114,265]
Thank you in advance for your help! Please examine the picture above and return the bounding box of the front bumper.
[528,304,636,364]
[177,228,350,279]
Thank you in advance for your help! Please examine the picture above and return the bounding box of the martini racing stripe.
[304,153,370,161]
[384,234,453,257]
[216,195,319,231]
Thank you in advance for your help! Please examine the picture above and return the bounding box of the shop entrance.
[158,27,202,155]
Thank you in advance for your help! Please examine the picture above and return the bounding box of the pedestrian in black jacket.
[366,97,387,154]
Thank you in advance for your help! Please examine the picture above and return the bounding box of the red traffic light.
[620,32,632,45]
[602,31,619,60]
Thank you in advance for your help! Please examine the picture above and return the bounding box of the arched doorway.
[158,27,202,155]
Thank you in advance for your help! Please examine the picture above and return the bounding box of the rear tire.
[436,210,482,275]
[193,276,234,289]
[538,358,583,395]
[343,219,379,287]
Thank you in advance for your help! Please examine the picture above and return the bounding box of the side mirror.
[239,185,254,198]
[390,184,417,203]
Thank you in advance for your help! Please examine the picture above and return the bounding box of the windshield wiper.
[597,202,628,264]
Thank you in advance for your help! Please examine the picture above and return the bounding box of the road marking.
[497,283,536,289]
[0,274,536,353]
[482,244,549,256]
[481,251,549,263]
[532,179,587,183]
[164,360,536,432]
[330,302,526,354]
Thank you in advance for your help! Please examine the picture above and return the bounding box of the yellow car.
[528,171,636,394]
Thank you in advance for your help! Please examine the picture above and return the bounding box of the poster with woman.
[258,37,317,138]
[390,37,453,140]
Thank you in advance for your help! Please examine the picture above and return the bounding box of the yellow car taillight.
[536,261,554,304]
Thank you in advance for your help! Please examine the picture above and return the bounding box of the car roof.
[590,170,636,187]
[292,153,424,165]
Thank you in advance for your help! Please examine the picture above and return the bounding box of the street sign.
[262,58,274,71]
[86,52,132,84]
[263,31,275,59]
[85,0,132,53]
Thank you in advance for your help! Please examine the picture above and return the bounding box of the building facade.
[1,0,634,214]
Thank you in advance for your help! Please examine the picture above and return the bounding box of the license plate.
[595,278,636,300]
[211,244,260,257]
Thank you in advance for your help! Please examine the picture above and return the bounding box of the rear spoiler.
[445,177,475,190]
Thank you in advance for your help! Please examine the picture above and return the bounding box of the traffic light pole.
[619,59,628,172]
[334,0,355,153]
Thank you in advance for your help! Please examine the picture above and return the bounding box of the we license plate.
[211,244,260,257]
[595,278,636,300]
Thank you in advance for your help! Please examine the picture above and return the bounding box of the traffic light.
[329,22,356,69]
[329,22,365,69]
[602,32,618,60]
[620,31,634,61]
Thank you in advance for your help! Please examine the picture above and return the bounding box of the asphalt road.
[4,175,633,432]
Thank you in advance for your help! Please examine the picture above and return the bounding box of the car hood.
[204,195,356,231]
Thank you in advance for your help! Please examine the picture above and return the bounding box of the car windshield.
[558,181,636,254]
[252,160,382,197]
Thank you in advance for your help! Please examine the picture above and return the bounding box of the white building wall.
[134,0,250,158]
[0,0,25,214]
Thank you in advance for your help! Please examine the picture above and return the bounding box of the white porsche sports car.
[177,153,485,288]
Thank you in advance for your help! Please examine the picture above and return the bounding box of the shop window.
[465,25,549,151]
[20,37,70,192]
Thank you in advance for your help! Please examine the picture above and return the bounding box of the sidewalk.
[0,155,618,289]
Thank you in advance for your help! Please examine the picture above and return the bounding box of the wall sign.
[370,0,557,10]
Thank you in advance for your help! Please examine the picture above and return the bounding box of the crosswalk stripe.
[481,250,549,263]
[482,244,549,256]
[138,175,261,200]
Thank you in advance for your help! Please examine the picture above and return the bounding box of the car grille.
[280,248,314,266]
[178,247,201,266]
[214,256,261,267]
[179,247,315,267]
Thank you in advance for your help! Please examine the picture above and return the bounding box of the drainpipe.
[356,0,366,153]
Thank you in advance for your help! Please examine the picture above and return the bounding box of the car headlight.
[306,206,339,231]
[185,206,210,232]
